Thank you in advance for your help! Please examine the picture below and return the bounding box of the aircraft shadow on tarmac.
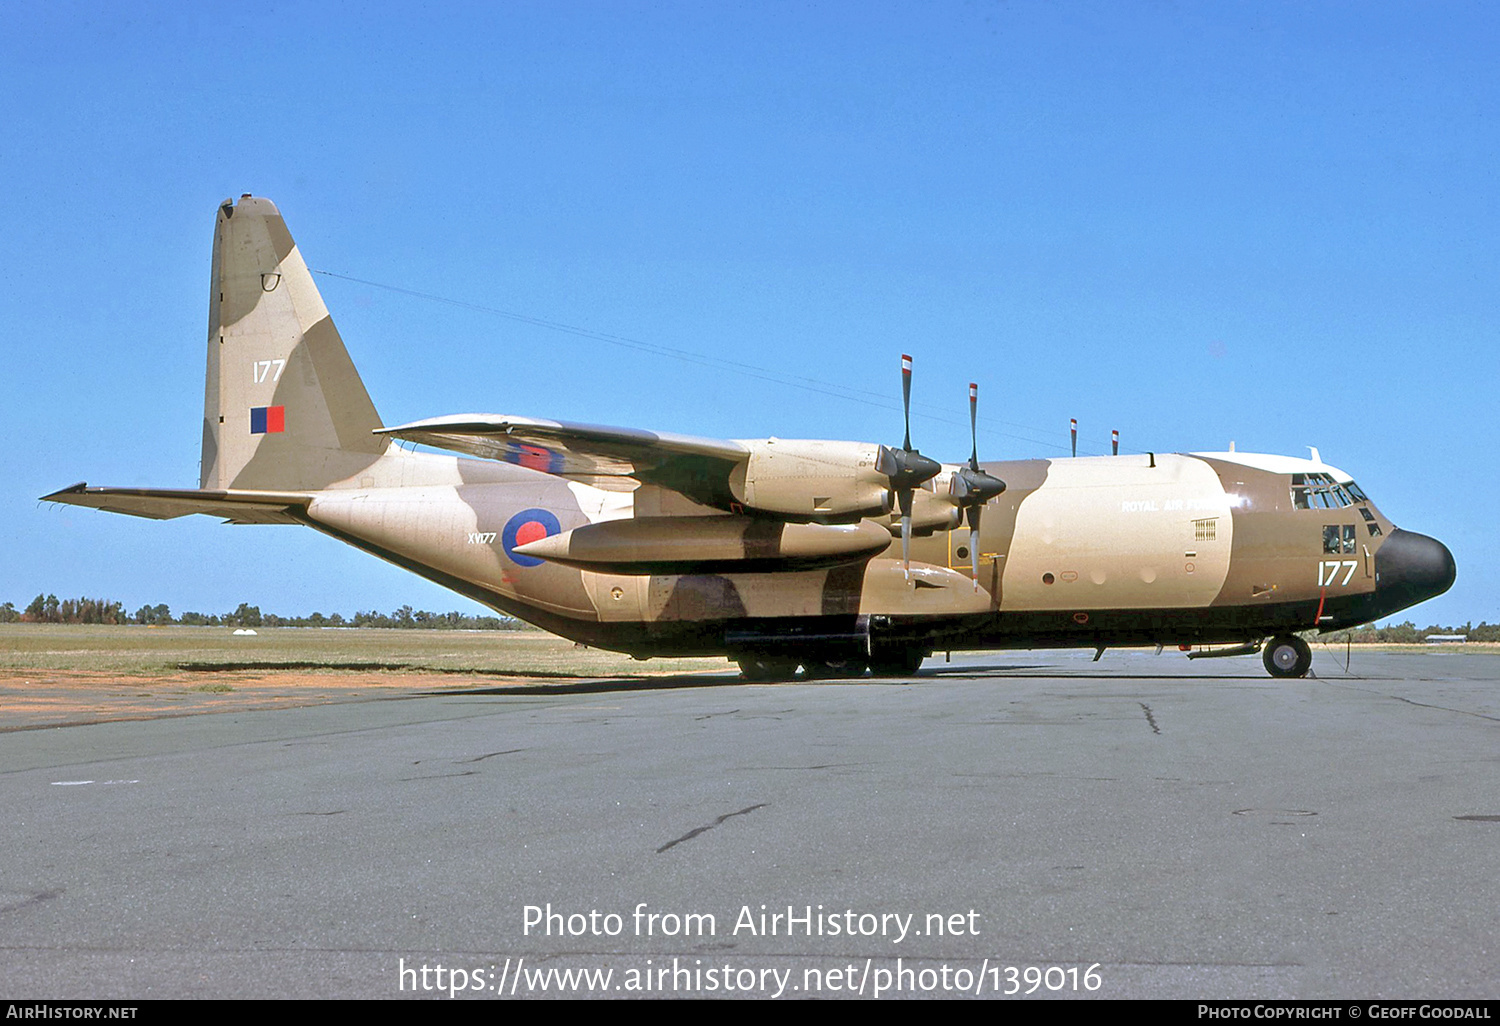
[414,662,1363,697]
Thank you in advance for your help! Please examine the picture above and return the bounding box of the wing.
[377,414,750,508]
[42,483,312,525]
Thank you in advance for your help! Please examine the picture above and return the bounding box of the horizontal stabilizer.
[42,483,312,525]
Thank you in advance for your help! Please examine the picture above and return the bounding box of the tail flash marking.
[202,195,387,491]
[249,406,286,434]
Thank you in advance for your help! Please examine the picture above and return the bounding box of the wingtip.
[40,482,88,501]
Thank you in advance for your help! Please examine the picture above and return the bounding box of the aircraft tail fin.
[201,195,388,491]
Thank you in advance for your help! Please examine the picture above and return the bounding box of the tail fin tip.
[200,196,386,492]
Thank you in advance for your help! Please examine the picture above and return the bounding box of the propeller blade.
[969,381,979,469]
[901,354,913,452]
[951,381,1006,590]
[883,354,943,579]
[898,483,915,580]
[902,513,913,580]
[967,504,982,590]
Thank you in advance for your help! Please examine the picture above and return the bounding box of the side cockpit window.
[1323,524,1359,554]
[1292,472,1359,510]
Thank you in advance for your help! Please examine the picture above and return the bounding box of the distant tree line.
[4,595,127,624]
[3,597,1497,641]
[3,596,527,630]
[1328,621,1500,643]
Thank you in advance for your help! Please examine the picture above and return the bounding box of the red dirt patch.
[0,667,561,731]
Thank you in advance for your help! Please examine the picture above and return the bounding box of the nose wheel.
[1262,634,1312,678]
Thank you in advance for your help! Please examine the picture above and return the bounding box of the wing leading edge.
[378,414,751,508]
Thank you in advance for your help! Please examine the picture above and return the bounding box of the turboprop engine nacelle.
[729,438,892,522]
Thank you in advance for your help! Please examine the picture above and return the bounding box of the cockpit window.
[1292,472,1359,510]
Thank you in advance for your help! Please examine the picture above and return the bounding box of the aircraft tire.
[1262,635,1312,678]
[804,657,867,680]
[737,657,799,682]
[868,647,925,677]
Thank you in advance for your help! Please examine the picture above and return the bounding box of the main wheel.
[868,646,925,677]
[1262,635,1312,678]
[803,657,867,680]
[736,657,799,682]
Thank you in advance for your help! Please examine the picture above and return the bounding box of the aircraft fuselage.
[287,445,1454,662]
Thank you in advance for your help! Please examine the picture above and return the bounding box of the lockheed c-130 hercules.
[46,196,1456,680]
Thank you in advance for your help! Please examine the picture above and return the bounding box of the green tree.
[229,603,263,628]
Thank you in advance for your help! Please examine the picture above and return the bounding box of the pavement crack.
[1388,694,1500,722]
[656,803,768,854]
[0,888,64,915]
[1139,702,1160,735]
[458,749,524,763]
[1323,681,1500,722]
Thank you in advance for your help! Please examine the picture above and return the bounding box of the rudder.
[201,195,387,491]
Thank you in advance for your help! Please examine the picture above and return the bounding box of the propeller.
[948,382,1006,588]
[875,354,941,578]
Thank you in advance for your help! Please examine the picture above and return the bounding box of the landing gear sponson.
[744,635,1318,681]
[736,645,927,681]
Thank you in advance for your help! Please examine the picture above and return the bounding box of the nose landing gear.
[1263,634,1312,678]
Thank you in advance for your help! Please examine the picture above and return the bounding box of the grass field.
[0,624,732,677]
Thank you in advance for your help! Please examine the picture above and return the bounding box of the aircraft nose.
[1375,529,1456,611]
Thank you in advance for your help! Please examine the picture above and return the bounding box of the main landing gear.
[735,646,927,681]
[734,657,800,682]
[1262,634,1312,678]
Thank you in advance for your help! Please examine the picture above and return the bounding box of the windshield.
[1291,472,1362,510]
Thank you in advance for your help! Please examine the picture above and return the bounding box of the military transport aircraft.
[45,196,1456,679]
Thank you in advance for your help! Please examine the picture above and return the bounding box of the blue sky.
[1,1,1494,627]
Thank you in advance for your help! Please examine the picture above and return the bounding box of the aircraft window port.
[1193,518,1217,541]
[1323,526,1342,554]
[1042,573,1055,585]
[1367,521,1383,537]
[1292,472,1355,510]
[1360,507,1376,522]
[955,545,969,559]
[1342,525,1357,553]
